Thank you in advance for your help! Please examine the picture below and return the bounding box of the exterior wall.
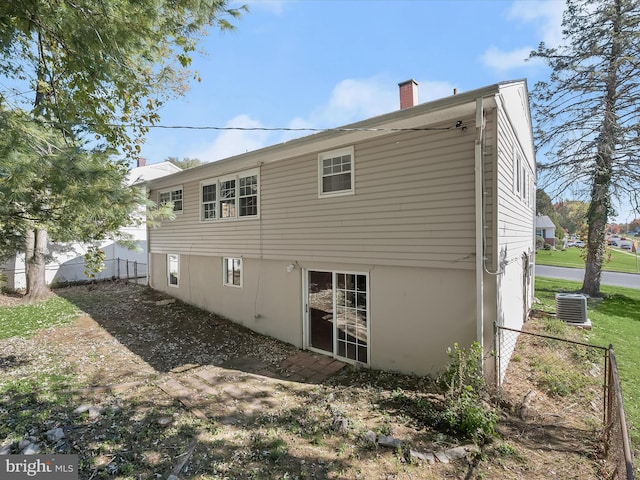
[145,81,536,379]
[369,265,476,375]
[151,252,478,376]
[492,84,537,382]
[148,124,478,271]
[150,254,303,347]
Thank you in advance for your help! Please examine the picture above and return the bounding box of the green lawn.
[0,296,80,339]
[535,246,640,273]
[535,277,640,447]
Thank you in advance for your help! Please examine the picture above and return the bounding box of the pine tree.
[531,0,640,296]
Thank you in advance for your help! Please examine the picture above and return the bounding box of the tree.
[0,1,244,300]
[531,0,640,296]
[166,157,204,170]
[536,189,564,241]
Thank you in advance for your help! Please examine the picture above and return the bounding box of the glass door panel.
[308,271,333,352]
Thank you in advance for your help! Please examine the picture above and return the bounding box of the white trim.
[167,254,179,287]
[200,169,260,222]
[158,185,184,214]
[318,146,355,198]
[222,257,243,288]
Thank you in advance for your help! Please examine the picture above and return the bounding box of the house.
[1,160,181,290]
[535,215,556,248]
[146,80,536,379]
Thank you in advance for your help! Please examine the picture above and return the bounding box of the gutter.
[474,97,485,370]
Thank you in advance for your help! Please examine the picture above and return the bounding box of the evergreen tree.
[531,0,640,296]
[0,1,244,299]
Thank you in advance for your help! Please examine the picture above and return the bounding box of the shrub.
[435,342,498,443]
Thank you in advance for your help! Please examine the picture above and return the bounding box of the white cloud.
[187,114,272,162]
[508,0,565,47]
[481,46,537,73]
[480,0,564,73]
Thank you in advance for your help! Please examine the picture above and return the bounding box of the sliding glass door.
[307,270,369,364]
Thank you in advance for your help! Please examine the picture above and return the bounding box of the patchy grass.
[535,246,640,273]
[535,276,640,448]
[0,282,615,479]
[0,296,81,339]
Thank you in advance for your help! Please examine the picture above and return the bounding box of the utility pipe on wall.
[474,97,485,371]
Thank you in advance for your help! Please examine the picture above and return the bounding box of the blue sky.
[135,0,633,223]
[141,0,562,162]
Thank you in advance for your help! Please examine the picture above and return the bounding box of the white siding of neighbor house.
[149,121,479,271]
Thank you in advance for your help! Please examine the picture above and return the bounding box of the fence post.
[126,259,129,279]
[134,261,138,280]
[117,258,120,279]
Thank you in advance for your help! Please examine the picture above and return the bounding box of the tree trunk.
[581,0,622,298]
[25,227,50,302]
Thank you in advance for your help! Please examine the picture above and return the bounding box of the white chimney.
[398,79,418,109]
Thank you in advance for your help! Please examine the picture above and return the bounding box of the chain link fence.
[497,324,634,480]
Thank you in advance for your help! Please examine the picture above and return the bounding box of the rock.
[434,451,449,463]
[444,446,468,461]
[409,449,435,464]
[157,417,173,427]
[155,299,176,306]
[332,417,349,434]
[363,430,377,444]
[46,428,65,442]
[88,406,103,419]
[18,439,30,450]
[166,475,179,480]
[21,443,40,455]
[0,443,12,455]
[377,435,403,449]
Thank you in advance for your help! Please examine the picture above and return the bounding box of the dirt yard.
[0,281,612,479]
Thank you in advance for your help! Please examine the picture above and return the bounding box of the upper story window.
[201,170,259,221]
[319,146,354,197]
[158,187,183,213]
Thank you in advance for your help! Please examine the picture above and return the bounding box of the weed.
[434,342,498,443]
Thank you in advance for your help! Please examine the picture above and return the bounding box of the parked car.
[574,240,585,248]
[620,241,632,250]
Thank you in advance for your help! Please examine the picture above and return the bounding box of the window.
[319,147,354,196]
[223,257,242,287]
[201,170,259,221]
[513,148,521,195]
[159,187,183,213]
[167,254,179,287]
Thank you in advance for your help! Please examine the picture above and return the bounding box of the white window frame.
[167,254,179,287]
[223,257,243,288]
[200,169,259,222]
[318,146,355,197]
[158,186,184,214]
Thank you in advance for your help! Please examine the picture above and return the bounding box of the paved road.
[535,265,640,289]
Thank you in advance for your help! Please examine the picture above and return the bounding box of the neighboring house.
[536,215,556,247]
[1,160,181,290]
[146,80,536,379]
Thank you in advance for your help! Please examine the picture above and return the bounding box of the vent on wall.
[555,293,591,327]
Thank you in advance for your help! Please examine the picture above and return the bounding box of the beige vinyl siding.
[150,122,478,269]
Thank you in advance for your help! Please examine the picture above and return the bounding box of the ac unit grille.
[555,293,588,324]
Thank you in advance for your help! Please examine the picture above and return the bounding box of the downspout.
[474,97,485,370]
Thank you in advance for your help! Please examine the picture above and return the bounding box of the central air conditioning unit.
[555,293,591,328]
